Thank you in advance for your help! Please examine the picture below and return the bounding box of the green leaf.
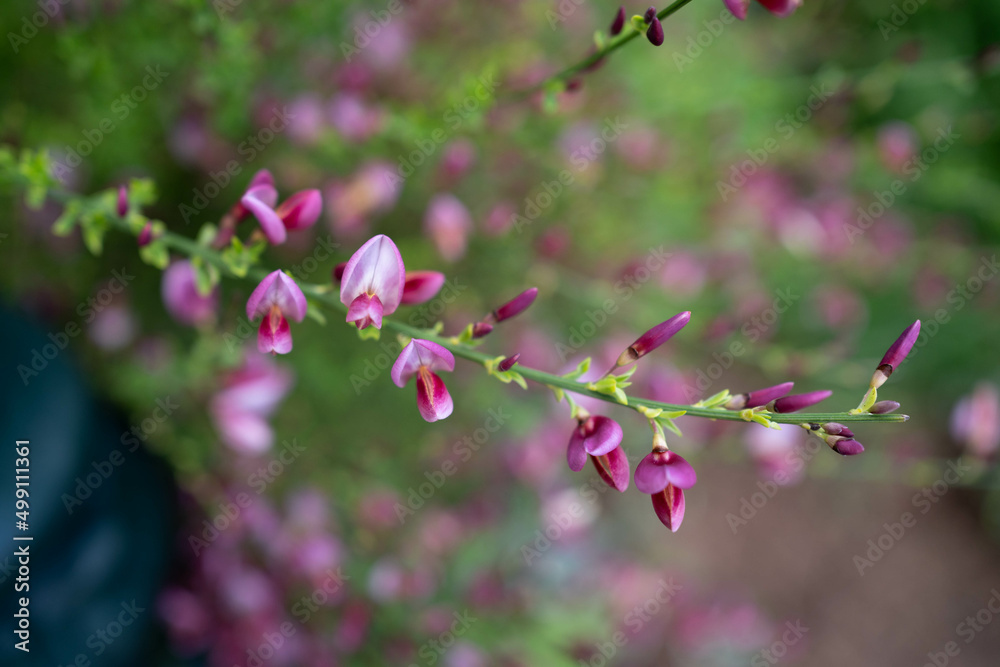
[357,325,381,341]
[128,178,158,207]
[658,417,683,438]
[52,200,82,236]
[561,357,591,380]
[190,257,219,296]
[139,239,170,269]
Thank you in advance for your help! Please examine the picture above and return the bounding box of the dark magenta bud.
[498,354,520,372]
[610,6,626,35]
[822,423,854,438]
[727,381,794,410]
[646,17,664,46]
[616,311,691,367]
[871,320,920,388]
[869,400,901,414]
[832,439,865,456]
[117,185,128,217]
[136,221,153,247]
[491,287,538,323]
[772,390,833,413]
[333,262,347,283]
[644,6,657,22]
[472,322,494,338]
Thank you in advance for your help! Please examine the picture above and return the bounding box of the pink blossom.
[161,260,218,327]
[391,339,456,422]
[340,234,406,329]
[246,271,309,355]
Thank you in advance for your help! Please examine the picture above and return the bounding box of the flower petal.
[634,452,669,494]
[242,185,287,244]
[663,450,698,489]
[258,314,293,355]
[391,339,455,388]
[582,416,623,456]
[567,431,587,472]
[400,271,446,305]
[724,0,750,20]
[756,0,802,17]
[347,293,383,330]
[651,485,685,532]
[592,446,629,492]
[415,368,453,422]
[340,234,406,315]
[772,390,833,414]
[247,270,308,322]
[276,189,323,231]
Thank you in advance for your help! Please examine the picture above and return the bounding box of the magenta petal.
[258,315,293,355]
[400,271,446,305]
[634,452,670,494]
[391,339,456,388]
[415,369,453,422]
[247,271,279,319]
[276,189,323,230]
[567,431,588,472]
[247,169,275,192]
[592,446,629,492]
[340,234,406,315]
[347,293,383,330]
[756,0,802,17]
[162,260,218,326]
[493,287,538,322]
[880,320,921,370]
[651,485,685,532]
[833,439,865,456]
[247,270,308,322]
[582,416,623,456]
[663,451,697,489]
[242,185,286,244]
[724,0,750,19]
[744,381,795,409]
[772,390,833,413]
[117,185,128,217]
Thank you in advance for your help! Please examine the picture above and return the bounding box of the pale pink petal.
[242,185,286,244]
[339,234,405,315]
[246,271,279,320]
[246,270,308,322]
[724,0,750,19]
[391,339,455,387]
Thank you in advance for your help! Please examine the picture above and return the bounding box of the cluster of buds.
[607,6,663,46]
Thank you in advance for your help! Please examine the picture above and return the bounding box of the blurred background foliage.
[1,0,999,665]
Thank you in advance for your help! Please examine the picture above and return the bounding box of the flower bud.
[643,6,657,22]
[137,221,154,247]
[616,311,690,367]
[830,438,865,456]
[772,390,833,413]
[117,185,128,217]
[871,320,920,388]
[472,322,494,338]
[725,381,794,410]
[610,6,626,35]
[498,354,520,372]
[332,262,347,284]
[822,423,854,438]
[869,400,900,414]
[646,17,664,46]
[490,287,538,323]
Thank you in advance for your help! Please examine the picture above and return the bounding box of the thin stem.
[513,0,699,98]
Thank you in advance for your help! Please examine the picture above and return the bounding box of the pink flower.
[240,170,323,245]
[210,353,294,454]
[391,339,456,422]
[725,0,802,20]
[246,270,308,354]
[326,162,400,236]
[951,383,1000,459]
[634,448,697,532]
[566,416,629,492]
[340,234,406,330]
[424,194,472,262]
[161,260,218,326]
[400,271,446,305]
